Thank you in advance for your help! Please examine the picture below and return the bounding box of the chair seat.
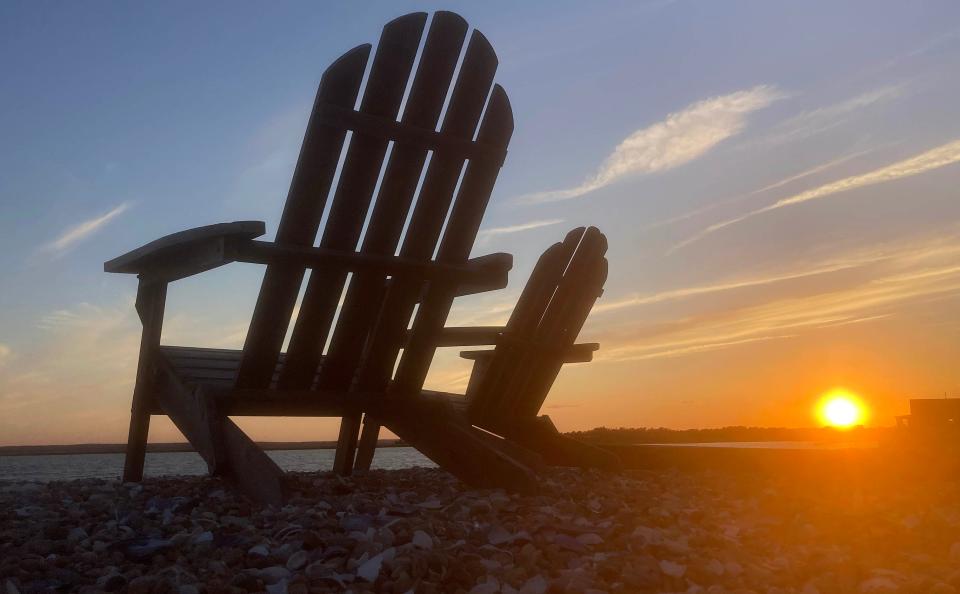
[159,346,319,389]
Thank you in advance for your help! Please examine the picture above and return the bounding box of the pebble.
[286,550,308,570]
[411,529,433,550]
[3,466,960,593]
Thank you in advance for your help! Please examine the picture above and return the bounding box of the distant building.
[897,398,960,432]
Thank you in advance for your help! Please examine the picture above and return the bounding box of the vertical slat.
[515,260,607,419]
[392,84,515,396]
[466,231,582,426]
[348,32,501,471]
[356,33,500,392]
[281,13,428,390]
[122,279,167,482]
[235,44,370,389]
[507,229,608,420]
[290,12,468,392]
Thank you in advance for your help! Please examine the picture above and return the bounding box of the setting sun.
[817,390,868,428]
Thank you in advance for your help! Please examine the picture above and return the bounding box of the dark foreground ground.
[3,450,960,594]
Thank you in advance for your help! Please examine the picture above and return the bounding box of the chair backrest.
[235,12,513,396]
[467,227,608,433]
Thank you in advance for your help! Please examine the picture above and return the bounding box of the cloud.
[0,344,10,365]
[756,86,902,147]
[478,219,565,239]
[39,202,132,258]
[596,233,960,362]
[517,85,783,204]
[593,255,878,314]
[673,139,960,251]
[643,147,879,231]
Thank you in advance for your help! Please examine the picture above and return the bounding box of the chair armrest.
[460,343,599,363]
[104,221,266,282]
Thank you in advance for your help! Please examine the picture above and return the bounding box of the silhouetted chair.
[105,11,616,504]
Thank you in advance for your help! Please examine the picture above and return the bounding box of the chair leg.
[333,413,362,475]
[354,416,380,471]
[122,404,150,482]
[122,280,167,483]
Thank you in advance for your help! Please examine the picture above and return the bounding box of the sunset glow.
[817,390,867,428]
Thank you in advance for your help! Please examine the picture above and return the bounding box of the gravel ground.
[2,465,960,594]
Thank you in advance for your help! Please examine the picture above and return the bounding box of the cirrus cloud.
[673,139,960,251]
[39,201,132,259]
[517,85,784,204]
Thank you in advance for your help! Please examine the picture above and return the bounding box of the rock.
[178,586,199,594]
[659,560,686,578]
[859,577,899,593]
[124,538,174,560]
[192,531,213,545]
[356,551,385,582]
[259,566,292,584]
[520,575,549,594]
[128,575,161,594]
[98,573,127,592]
[470,578,500,594]
[411,530,433,550]
[305,560,330,580]
[67,527,88,542]
[286,550,308,571]
[248,544,270,557]
[265,582,288,594]
[576,533,604,546]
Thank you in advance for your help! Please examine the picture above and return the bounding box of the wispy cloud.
[478,219,565,238]
[593,255,878,314]
[644,147,879,231]
[755,85,902,147]
[0,344,11,365]
[673,139,960,251]
[39,202,132,258]
[596,233,960,362]
[517,85,783,204]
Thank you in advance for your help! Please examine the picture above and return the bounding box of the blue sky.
[2,1,959,444]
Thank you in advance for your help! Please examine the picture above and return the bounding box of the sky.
[1,1,959,445]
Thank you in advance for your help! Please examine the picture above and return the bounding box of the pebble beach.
[3,461,960,594]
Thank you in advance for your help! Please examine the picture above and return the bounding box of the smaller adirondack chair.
[353,226,620,474]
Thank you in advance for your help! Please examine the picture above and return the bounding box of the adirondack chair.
[105,12,616,504]
[354,226,620,474]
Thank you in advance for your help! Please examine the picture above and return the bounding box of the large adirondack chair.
[105,12,616,504]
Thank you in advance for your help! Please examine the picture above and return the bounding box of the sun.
[816,389,867,429]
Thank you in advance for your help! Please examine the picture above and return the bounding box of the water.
[0,447,435,483]
[647,441,877,449]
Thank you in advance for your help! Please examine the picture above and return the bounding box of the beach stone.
[286,550,308,570]
[470,577,500,594]
[357,551,385,582]
[248,544,270,557]
[128,575,161,594]
[259,566,292,584]
[67,527,88,542]
[305,560,331,579]
[411,530,433,550]
[858,576,899,593]
[178,586,199,594]
[520,575,548,594]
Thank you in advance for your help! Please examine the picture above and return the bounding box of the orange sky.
[2,4,959,446]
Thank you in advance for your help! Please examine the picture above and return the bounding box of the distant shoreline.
[0,440,408,457]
